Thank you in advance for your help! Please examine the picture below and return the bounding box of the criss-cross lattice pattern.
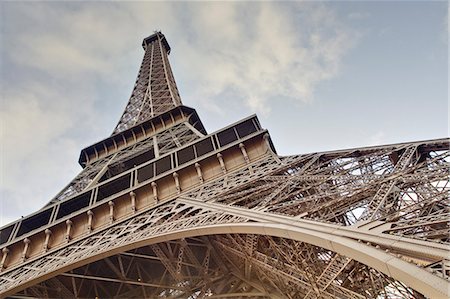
[113,32,182,134]
[2,30,449,298]
[48,122,200,205]
[11,234,423,299]
[197,144,449,243]
[3,140,450,298]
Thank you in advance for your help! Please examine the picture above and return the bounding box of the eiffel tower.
[1,32,449,299]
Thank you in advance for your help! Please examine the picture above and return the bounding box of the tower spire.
[113,31,182,134]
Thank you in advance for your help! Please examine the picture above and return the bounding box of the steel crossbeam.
[2,31,449,299]
[114,32,182,134]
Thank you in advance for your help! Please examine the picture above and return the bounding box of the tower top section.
[113,32,182,134]
[142,31,171,53]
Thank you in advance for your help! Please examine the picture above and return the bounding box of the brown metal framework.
[113,32,182,134]
[0,32,449,299]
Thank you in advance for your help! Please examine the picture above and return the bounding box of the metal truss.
[113,32,182,134]
[48,121,201,205]
[2,139,449,298]
[7,233,429,298]
[2,32,449,299]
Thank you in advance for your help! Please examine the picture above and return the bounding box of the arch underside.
[12,234,420,299]
[3,141,449,298]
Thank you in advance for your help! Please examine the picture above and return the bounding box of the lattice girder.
[1,31,449,298]
[1,138,449,298]
[113,32,182,134]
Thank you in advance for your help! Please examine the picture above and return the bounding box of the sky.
[0,1,448,226]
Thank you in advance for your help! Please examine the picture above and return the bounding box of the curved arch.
[5,222,448,298]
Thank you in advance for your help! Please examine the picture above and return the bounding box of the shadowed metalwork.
[0,32,448,299]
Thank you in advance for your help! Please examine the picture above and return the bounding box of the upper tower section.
[113,31,183,134]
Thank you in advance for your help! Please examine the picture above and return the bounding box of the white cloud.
[175,2,355,115]
[0,84,83,225]
[0,1,356,225]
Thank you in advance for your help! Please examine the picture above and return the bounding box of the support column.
[195,163,204,183]
[43,229,52,252]
[22,238,31,262]
[173,172,180,194]
[87,210,94,233]
[239,143,250,164]
[65,220,73,242]
[108,201,115,223]
[1,247,9,269]
[151,182,158,202]
[130,191,137,213]
[217,153,227,174]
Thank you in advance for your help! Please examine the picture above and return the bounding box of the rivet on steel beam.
[151,182,158,202]
[87,210,94,233]
[217,153,226,174]
[1,247,9,269]
[173,172,180,194]
[108,201,115,223]
[195,163,203,183]
[65,219,73,242]
[22,238,31,262]
[43,229,52,252]
[239,143,250,164]
[130,191,137,213]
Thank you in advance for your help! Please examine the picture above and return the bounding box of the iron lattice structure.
[0,32,449,299]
